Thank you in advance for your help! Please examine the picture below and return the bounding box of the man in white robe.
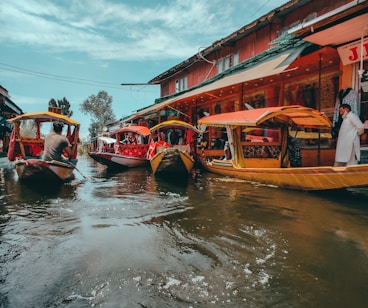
[334,104,364,166]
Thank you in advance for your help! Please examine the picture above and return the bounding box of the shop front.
[292,3,368,147]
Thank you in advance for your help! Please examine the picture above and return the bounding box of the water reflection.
[0,156,368,307]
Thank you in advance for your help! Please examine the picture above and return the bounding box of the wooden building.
[125,0,368,161]
[0,85,23,154]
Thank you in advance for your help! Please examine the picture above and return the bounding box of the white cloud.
[1,0,278,61]
[0,0,287,139]
[12,94,45,106]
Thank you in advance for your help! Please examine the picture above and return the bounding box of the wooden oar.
[72,164,87,179]
[51,160,88,179]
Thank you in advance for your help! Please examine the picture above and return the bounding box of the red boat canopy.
[198,105,332,129]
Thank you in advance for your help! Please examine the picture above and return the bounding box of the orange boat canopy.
[112,125,151,137]
[198,105,332,129]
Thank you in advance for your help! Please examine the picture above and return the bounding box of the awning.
[301,13,368,47]
[187,45,305,94]
[289,1,368,47]
[129,44,308,119]
[97,136,116,144]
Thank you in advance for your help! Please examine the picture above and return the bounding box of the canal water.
[1,155,368,307]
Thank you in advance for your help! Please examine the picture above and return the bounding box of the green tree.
[80,90,116,139]
[49,97,73,117]
[88,122,101,141]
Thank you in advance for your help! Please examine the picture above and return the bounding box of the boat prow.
[88,125,150,170]
[148,120,200,178]
[14,158,76,182]
[150,147,194,176]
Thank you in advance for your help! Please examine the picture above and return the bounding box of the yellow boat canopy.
[8,111,80,126]
[150,120,201,133]
[198,105,331,129]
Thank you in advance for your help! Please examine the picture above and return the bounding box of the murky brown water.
[1,155,368,307]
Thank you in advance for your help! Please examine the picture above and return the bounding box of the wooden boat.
[147,120,200,177]
[197,105,368,191]
[7,109,80,182]
[88,125,150,169]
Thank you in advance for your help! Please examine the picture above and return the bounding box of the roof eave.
[149,0,312,84]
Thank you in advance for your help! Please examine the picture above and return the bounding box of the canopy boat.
[147,120,200,177]
[88,125,150,169]
[198,105,368,191]
[7,109,80,182]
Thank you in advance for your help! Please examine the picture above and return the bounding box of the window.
[175,76,188,93]
[217,52,239,74]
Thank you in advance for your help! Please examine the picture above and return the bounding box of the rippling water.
[1,156,368,307]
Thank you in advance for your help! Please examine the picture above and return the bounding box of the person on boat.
[223,141,231,160]
[177,130,184,145]
[122,133,130,144]
[159,130,166,142]
[334,103,364,166]
[168,129,178,145]
[128,132,137,144]
[42,121,72,162]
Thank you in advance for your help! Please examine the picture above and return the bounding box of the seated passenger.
[42,121,72,162]
[128,132,137,144]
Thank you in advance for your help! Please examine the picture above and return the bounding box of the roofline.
[0,94,24,115]
[144,37,313,108]
[288,0,368,37]
[148,0,311,84]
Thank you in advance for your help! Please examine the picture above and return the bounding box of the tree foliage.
[80,90,116,139]
[88,122,101,141]
[49,97,73,117]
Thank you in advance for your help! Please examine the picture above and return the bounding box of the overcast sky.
[0,0,287,139]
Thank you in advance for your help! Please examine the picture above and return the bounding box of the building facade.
[0,85,23,154]
[126,0,368,157]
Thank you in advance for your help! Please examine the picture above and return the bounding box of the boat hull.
[150,148,194,177]
[89,152,148,169]
[14,159,75,182]
[200,158,368,191]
